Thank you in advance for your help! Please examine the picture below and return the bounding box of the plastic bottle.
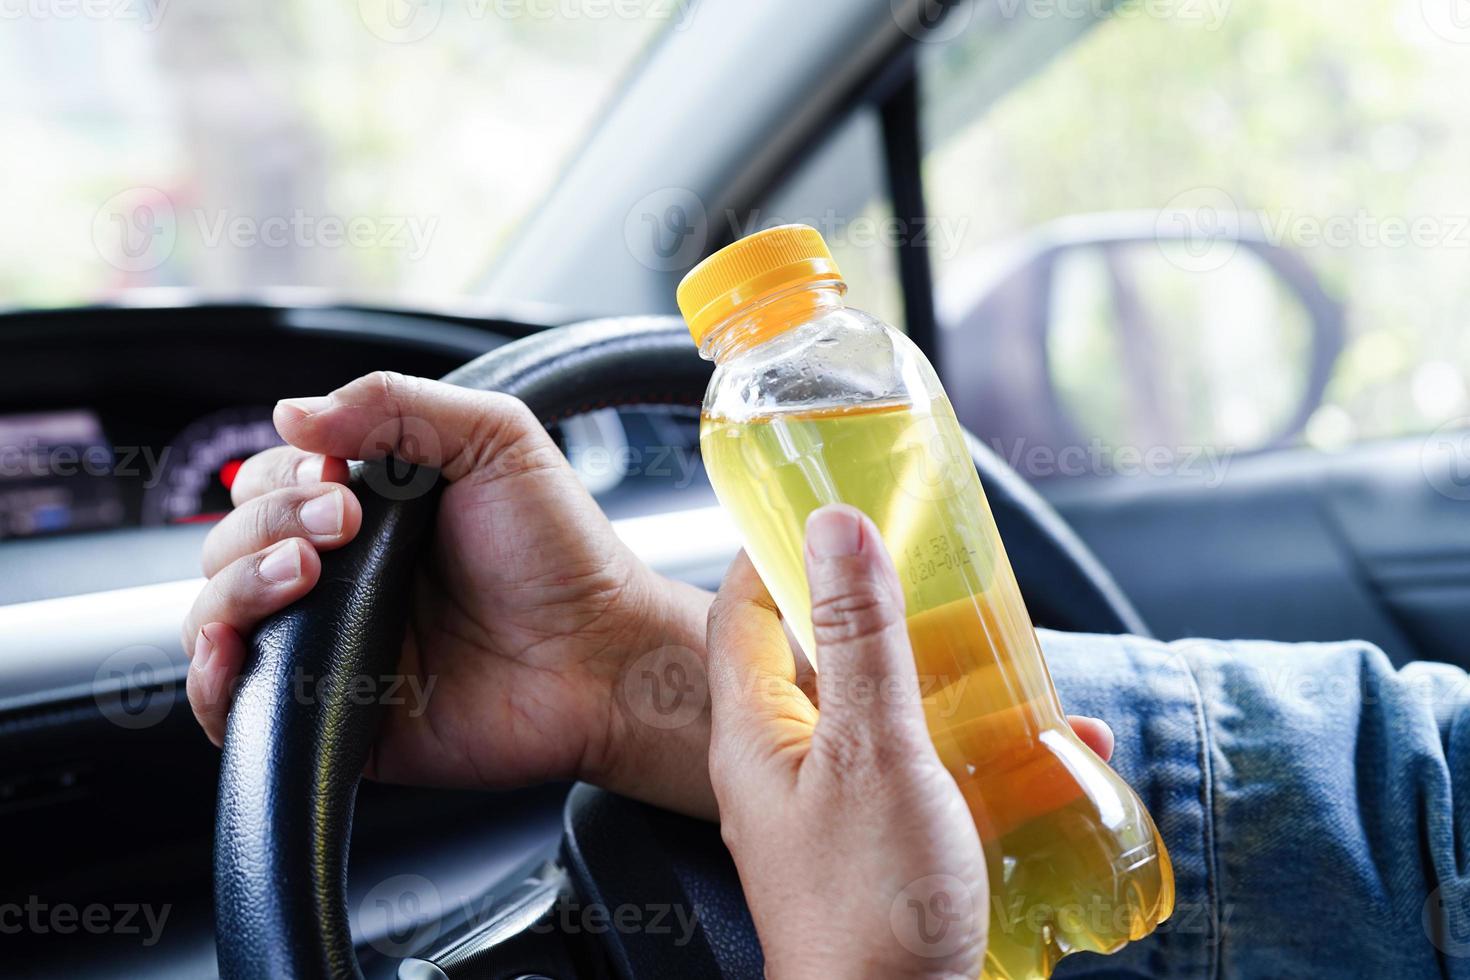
[679,225,1173,979]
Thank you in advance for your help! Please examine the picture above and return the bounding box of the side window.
[746,108,906,332]
[919,0,1470,475]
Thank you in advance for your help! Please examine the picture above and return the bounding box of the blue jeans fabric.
[1037,629,1470,979]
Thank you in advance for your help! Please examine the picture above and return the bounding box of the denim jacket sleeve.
[1039,629,1470,980]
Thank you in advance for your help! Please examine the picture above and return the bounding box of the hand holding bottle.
[686,225,1171,978]
[707,505,1116,979]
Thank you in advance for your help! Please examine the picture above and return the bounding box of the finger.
[202,485,362,577]
[187,622,248,748]
[230,444,349,507]
[181,539,321,658]
[802,505,928,749]
[1068,715,1115,762]
[706,552,818,760]
[273,372,558,482]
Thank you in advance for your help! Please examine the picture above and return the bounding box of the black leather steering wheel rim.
[213,315,1147,980]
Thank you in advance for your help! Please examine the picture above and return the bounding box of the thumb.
[803,505,928,748]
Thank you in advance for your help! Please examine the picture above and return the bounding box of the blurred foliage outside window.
[0,0,670,310]
[923,0,1470,449]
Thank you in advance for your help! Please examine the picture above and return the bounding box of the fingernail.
[194,629,216,670]
[259,540,302,583]
[300,490,343,535]
[806,506,863,559]
[277,396,331,419]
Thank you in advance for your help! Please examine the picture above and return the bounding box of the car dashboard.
[0,304,726,595]
[0,302,736,978]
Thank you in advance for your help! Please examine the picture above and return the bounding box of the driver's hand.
[180,371,717,817]
[706,505,1115,979]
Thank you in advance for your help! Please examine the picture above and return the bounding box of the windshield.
[0,1,678,311]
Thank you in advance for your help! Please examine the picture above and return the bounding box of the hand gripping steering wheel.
[213,316,1147,979]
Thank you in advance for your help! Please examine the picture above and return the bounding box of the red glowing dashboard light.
[220,459,244,490]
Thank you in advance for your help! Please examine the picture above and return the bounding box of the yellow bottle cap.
[676,224,844,347]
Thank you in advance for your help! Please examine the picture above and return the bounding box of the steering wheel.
[213,316,1147,980]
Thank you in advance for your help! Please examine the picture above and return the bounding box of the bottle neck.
[699,280,847,363]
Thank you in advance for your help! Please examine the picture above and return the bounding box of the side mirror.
[937,212,1346,472]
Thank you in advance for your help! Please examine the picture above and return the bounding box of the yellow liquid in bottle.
[701,399,1174,980]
